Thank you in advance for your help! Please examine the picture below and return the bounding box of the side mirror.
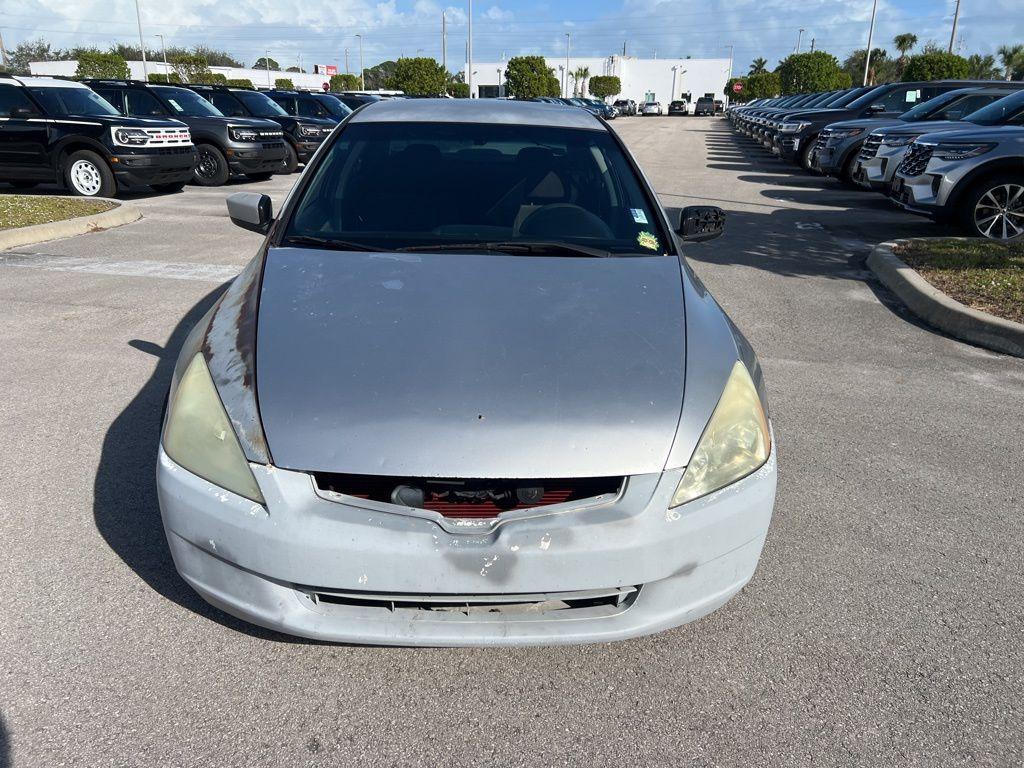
[676,206,726,243]
[227,192,273,234]
[868,103,886,114]
[10,106,40,119]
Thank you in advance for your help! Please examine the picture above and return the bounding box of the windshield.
[315,94,353,118]
[962,90,1024,126]
[285,121,668,256]
[826,86,872,108]
[152,86,224,117]
[28,87,120,117]
[235,90,288,117]
[846,84,893,111]
[899,89,973,121]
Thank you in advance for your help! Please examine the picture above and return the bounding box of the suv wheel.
[280,143,299,174]
[799,139,817,172]
[961,175,1024,241]
[65,150,116,197]
[193,144,230,186]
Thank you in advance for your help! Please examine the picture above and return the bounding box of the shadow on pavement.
[91,283,320,644]
[0,710,10,768]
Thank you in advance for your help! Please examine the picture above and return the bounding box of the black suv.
[187,84,334,173]
[265,90,354,124]
[694,97,715,116]
[84,80,286,186]
[0,74,195,197]
[330,92,382,111]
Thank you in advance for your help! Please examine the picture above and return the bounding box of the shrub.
[147,72,180,83]
[588,75,621,99]
[274,78,295,89]
[170,53,212,84]
[450,82,470,98]
[777,51,845,94]
[226,78,254,88]
[724,77,748,101]
[329,73,361,91]
[385,57,447,95]
[902,52,970,81]
[746,71,781,100]
[74,52,129,80]
[505,56,560,99]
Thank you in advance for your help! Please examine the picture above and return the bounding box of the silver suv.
[889,123,1024,240]
[856,86,1024,191]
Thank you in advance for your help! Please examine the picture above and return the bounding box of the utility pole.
[948,0,961,54]
[622,41,627,57]
[155,34,167,81]
[795,28,805,54]
[344,48,349,74]
[724,44,734,80]
[0,28,10,70]
[265,49,271,86]
[356,34,364,90]
[467,0,473,98]
[863,0,878,86]
[441,11,447,77]
[565,33,571,97]
[810,37,816,52]
[134,0,148,79]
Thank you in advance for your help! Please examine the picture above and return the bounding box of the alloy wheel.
[974,183,1024,241]
[69,159,103,196]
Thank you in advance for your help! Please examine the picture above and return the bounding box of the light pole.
[134,0,148,79]
[497,67,502,97]
[724,44,734,80]
[441,11,447,78]
[565,33,571,97]
[795,28,805,54]
[356,34,364,90]
[948,0,961,54]
[863,0,878,86]
[155,34,168,82]
[344,48,349,74]
[265,49,271,86]
[467,0,473,98]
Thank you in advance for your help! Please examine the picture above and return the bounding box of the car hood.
[87,115,189,128]
[876,120,965,136]
[255,247,687,479]
[783,108,850,121]
[178,115,281,130]
[914,124,1024,143]
[825,118,904,130]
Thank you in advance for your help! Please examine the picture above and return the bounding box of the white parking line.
[0,252,240,283]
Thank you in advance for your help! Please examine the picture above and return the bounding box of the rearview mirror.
[676,206,725,243]
[868,103,886,114]
[227,192,273,234]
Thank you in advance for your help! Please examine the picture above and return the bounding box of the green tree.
[450,82,471,98]
[748,57,768,75]
[170,53,213,83]
[226,78,254,88]
[504,55,559,99]
[6,38,73,75]
[901,52,969,82]
[997,44,1024,80]
[148,72,181,83]
[208,72,228,84]
[363,61,398,90]
[385,56,447,95]
[253,56,279,70]
[841,48,895,86]
[892,33,918,75]
[588,75,621,99]
[724,77,748,101]
[274,77,295,89]
[571,65,591,96]
[965,54,1001,80]
[74,51,130,80]
[329,73,361,91]
[285,66,305,73]
[777,51,846,94]
[746,71,781,99]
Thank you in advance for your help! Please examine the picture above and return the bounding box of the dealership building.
[469,55,733,104]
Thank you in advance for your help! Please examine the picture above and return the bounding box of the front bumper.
[226,142,287,174]
[293,140,323,163]
[855,145,908,190]
[773,133,804,161]
[110,147,197,188]
[157,443,777,646]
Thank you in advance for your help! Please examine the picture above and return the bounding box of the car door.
[297,97,330,119]
[124,89,171,118]
[0,85,50,176]
[90,87,127,115]
[210,92,247,118]
[269,95,297,115]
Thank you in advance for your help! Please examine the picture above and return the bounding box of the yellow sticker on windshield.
[637,231,660,251]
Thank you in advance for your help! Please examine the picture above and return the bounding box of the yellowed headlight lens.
[163,354,266,504]
[670,361,770,508]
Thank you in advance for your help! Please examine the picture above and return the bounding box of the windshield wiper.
[280,235,384,252]
[397,241,613,258]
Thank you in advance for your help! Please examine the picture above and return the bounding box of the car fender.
[946,156,1024,208]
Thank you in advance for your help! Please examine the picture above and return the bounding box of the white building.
[29,60,336,90]
[468,55,732,105]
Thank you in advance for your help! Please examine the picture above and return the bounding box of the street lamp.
[795,28,805,54]
[467,0,473,98]
[265,49,271,86]
[565,33,571,97]
[134,0,148,79]
[155,34,168,82]
[355,34,364,90]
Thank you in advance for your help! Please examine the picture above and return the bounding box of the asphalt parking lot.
[1,117,1022,767]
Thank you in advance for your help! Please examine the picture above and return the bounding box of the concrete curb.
[0,198,142,251]
[867,239,1024,358]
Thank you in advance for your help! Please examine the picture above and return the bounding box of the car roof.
[348,98,605,130]
[4,75,89,89]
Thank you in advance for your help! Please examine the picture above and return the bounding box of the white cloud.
[483,6,513,22]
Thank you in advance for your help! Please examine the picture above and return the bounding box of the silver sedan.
[156,99,777,645]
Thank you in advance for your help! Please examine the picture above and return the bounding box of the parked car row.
[727,80,1024,241]
[0,74,363,198]
[530,96,618,119]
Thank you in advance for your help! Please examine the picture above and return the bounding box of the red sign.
[314,64,338,76]
[732,82,743,93]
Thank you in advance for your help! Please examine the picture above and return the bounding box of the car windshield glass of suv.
[316,95,353,118]
[153,86,224,117]
[27,87,120,116]
[285,121,667,255]
[962,91,1024,126]
[234,90,288,117]
[899,89,970,121]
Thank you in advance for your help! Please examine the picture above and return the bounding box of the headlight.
[779,121,811,133]
[113,127,149,146]
[229,127,260,142]
[881,133,922,147]
[162,354,265,504]
[828,127,864,140]
[670,361,771,508]
[929,142,996,161]
[298,125,323,137]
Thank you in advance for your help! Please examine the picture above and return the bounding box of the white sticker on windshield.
[630,208,648,224]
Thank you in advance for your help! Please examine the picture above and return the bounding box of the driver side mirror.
[227,192,273,234]
[676,206,725,243]
[10,105,40,119]
[868,103,886,114]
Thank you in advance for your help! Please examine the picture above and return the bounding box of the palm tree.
[748,57,768,75]
[892,33,917,74]
[572,66,591,96]
[998,44,1024,80]
[966,54,1000,80]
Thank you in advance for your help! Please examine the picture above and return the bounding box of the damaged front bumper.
[157,445,776,646]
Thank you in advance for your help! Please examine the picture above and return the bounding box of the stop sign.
[732,82,743,93]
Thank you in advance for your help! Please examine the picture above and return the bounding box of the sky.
[1,0,1022,74]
